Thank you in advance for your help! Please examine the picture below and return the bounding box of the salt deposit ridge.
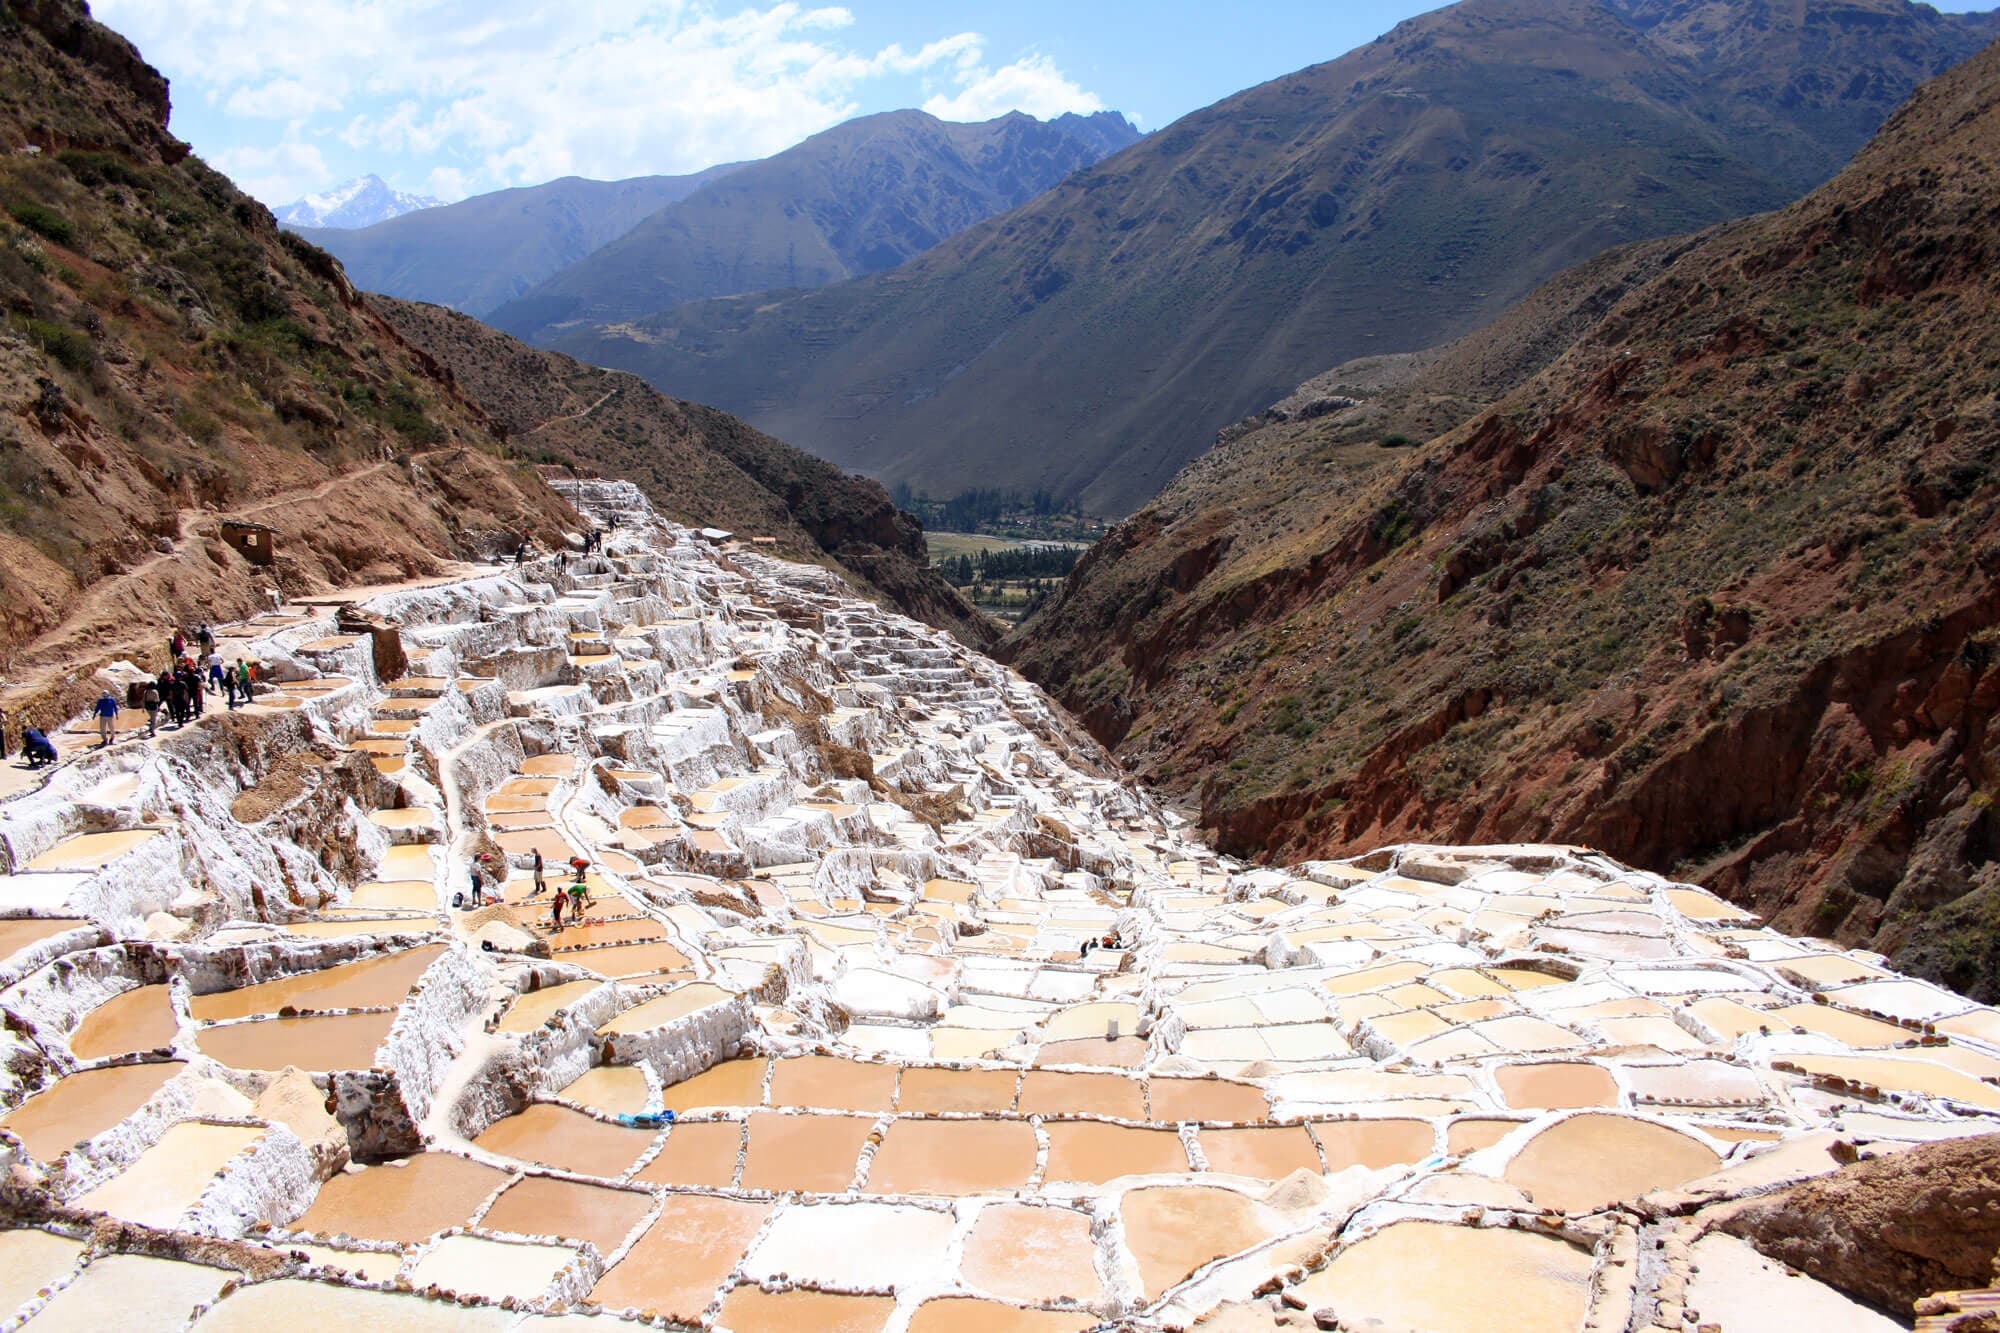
[0,479,1993,1331]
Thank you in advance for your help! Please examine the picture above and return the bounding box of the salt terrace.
[0,479,1988,1331]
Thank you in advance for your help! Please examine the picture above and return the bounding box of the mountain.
[1010,33,2000,996]
[292,166,743,318]
[553,0,1999,516]
[274,173,440,229]
[490,109,1140,341]
[375,297,998,650]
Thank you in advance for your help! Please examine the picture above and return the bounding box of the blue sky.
[95,0,2000,207]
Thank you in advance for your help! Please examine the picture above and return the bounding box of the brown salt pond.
[197,1011,396,1071]
[770,1055,898,1113]
[961,1203,1103,1305]
[495,978,602,1033]
[1121,1185,1276,1298]
[596,983,733,1035]
[28,1252,232,1331]
[1447,1118,1524,1154]
[866,1118,1038,1195]
[740,1112,871,1192]
[0,1228,83,1314]
[1042,1122,1188,1184]
[907,1299,1096,1332]
[635,1119,743,1187]
[473,1103,654,1178]
[559,1065,650,1115]
[590,1194,768,1319]
[1309,1118,1435,1170]
[292,1152,509,1243]
[520,754,579,777]
[194,1278,512,1330]
[661,1057,767,1112]
[479,1175,653,1256]
[561,940,690,976]
[74,1122,264,1227]
[1018,1070,1145,1120]
[898,1066,1019,1114]
[1149,1077,1268,1123]
[716,1286,897,1333]
[1198,1125,1323,1179]
[1295,1220,1593,1333]
[1503,1113,1720,1213]
[68,984,178,1058]
[1,1061,185,1163]
[1495,1061,1621,1110]
[190,946,444,1020]
[24,830,160,872]
[0,917,89,959]
[346,881,436,911]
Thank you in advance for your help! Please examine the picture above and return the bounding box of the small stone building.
[220,520,278,566]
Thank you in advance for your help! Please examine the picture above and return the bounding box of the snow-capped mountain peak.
[274,175,441,230]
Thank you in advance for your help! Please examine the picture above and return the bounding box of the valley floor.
[0,482,1992,1330]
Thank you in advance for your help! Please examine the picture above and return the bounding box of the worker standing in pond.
[92,690,119,748]
[532,848,546,897]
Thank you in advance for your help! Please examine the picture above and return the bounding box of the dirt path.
[528,387,619,434]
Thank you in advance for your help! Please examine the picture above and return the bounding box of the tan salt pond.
[960,1203,1102,1305]
[1784,1053,2000,1110]
[405,1235,579,1304]
[769,1055,898,1112]
[1042,1122,1188,1183]
[866,1118,1038,1195]
[1293,1220,1593,1333]
[590,1194,768,1319]
[495,979,602,1033]
[69,984,178,1058]
[716,1286,897,1333]
[1447,1118,1524,1154]
[563,940,690,976]
[0,917,89,959]
[379,844,437,878]
[474,1103,655,1178]
[25,829,160,872]
[191,946,444,1019]
[635,1119,743,1187]
[740,1112,872,1192]
[1121,1185,1276,1298]
[293,1153,509,1243]
[0,1228,83,1314]
[1503,1113,1720,1212]
[898,1066,1019,1114]
[197,1011,396,1071]
[1309,1118,1435,1170]
[194,1278,512,1330]
[30,1253,232,1331]
[660,1058,767,1112]
[1,1061,185,1163]
[559,1065,650,1115]
[519,754,579,777]
[1149,1077,1268,1123]
[283,918,427,940]
[347,881,437,911]
[74,1122,264,1227]
[1495,1061,1620,1110]
[1018,1070,1145,1120]
[366,807,436,830]
[906,1299,1095,1332]
[480,1175,655,1256]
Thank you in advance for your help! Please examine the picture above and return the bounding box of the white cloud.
[208,139,329,204]
[92,1,1106,205]
[923,52,1107,122]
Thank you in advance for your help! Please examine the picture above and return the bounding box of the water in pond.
[191,946,444,1019]
[597,983,732,1034]
[1293,1220,1593,1333]
[1018,1070,1144,1120]
[1495,1061,1620,1110]
[473,1103,654,1178]
[479,1175,654,1257]
[716,1287,896,1333]
[635,1119,742,1188]
[559,1065,650,1115]
[0,1228,83,1315]
[495,978,601,1033]
[1041,1122,1188,1184]
[73,1122,264,1228]
[28,1253,229,1332]
[1309,1118,1435,1171]
[1198,1125,1322,1179]
[1502,1113,1719,1213]
[405,1235,578,1304]
[1,1061,185,1163]
[906,1299,1096,1332]
[0,918,87,960]
[590,1194,768,1320]
[25,830,159,872]
[197,1010,396,1071]
[960,1203,1101,1305]
[1148,1077,1268,1123]
[740,1112,871,1192]
[865,1118,1037,1195]
[898,1066,1018,1114]
[69,984,178,1058]
[660,1058,767,1113]
[292,1152,509,1244]
[193,1279,512,1331]
[769,1056,898,1113]
[1120,1185,1274,1299]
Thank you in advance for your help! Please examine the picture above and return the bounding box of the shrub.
[1380,433,1415,448]
[12,315,94,373]
[7,201,73,246]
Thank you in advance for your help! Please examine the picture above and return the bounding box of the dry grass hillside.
[1013,36,2000,996]
[0,0,577,677]
[376,297,998,650]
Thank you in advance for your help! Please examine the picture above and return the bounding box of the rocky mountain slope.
[294,165,743,318]
[1011,33,2000,996]
[491,109,1138,343]
[556,0,1997,516]
[0,0,578,674]
[375,297,997,650]
[274,174,439,230]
